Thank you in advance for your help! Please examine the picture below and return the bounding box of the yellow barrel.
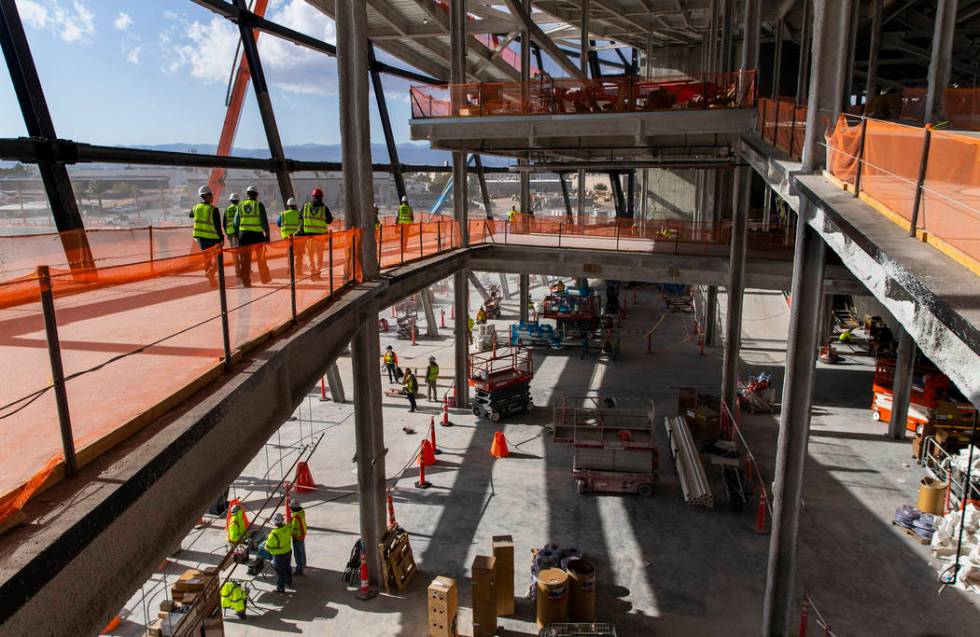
[917,477,946,515]
[535,568,569,627]
[565,557,596,622]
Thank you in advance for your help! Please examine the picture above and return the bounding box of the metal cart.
[468,347,534,422]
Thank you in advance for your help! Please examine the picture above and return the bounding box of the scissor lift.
[469,347,534,422]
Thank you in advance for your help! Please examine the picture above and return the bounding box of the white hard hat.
[228,192,239,202]
[273,513,285,525]
[245,185,258,195]
[198,185,212,197]
[286,197,297,207]
[401,196,408,203]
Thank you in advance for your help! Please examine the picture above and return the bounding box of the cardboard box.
[491,536,515,616]
[159,599,174,612]
[471,555,496,583]
[428,577,458,637]
[429,614,458,637]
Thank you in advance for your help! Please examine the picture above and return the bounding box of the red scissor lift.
[468,347,534,422]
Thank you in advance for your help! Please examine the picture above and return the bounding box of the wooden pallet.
[378,526,417,593]
[891,521,931,545]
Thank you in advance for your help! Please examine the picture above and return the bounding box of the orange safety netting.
[920,130,980,265]
[825,115,861,185]
[901,87,980,131]
[375,220,458,269]
[410,70,756,118]
[0,228,360,527]
[756,98,807,159]
[859,119,926,223]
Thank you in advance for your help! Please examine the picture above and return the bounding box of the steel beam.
[0,0,92,269]
[924,0,959,123]
[504,0,588,80]
[421,289,439,337]
[560,173,574,219]
[369,43,406,200]
[475,155,494,219]
[233,0,293,206]
[325,362,346,403]
[888,328,915,440]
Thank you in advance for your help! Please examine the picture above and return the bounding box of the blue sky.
[0,0,419,151]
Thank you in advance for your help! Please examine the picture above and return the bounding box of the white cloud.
[163,10,179,21]
[113,11,132,31]
[17,0,95,42]
[163,1,338,96]
[125,45,141,65]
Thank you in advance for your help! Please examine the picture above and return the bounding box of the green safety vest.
[264,524,292,556]
[280,208,300,238]
[238,199,264,234]
[227,510,246,544]
[425,363,439,382]
[384,351,396,365]
[508,208,519,221]
[224,204,238,236]
[220,582,246,613]
[302,202,329,235]
[397,203,414,224]
[290,510,307,541]
[192,203,219,240]
[404,375,418,394]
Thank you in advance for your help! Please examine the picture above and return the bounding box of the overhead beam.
[504,0,589,79]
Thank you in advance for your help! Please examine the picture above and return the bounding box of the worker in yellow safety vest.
[476,306,487,324]
[425,356,439,401]
[383,345,399,384]
[222,193,242,278]
[220,580,247,619]
[289,501,308,576]
[226,504,248,547]
[278,198,300,239]
[507,205,519,222]
[467,316,475,344]
[264,513,293,593]
[397,196,414,224]
[234,185,271,287]
[189,185,224,286]
[403,368,418,412]
[301,187,333,280]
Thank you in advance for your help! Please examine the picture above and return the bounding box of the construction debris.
[664,416,713,507]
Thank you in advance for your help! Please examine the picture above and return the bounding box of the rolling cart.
[469,347,534,422]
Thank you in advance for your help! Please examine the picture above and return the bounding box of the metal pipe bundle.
[664,416,713,507]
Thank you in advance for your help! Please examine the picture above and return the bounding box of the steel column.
[0,0,92,270]
[763,210,825,637]
[499,273,512,298]
[864,0,883,109]
[577,169,586,217]
[558,173,572,219]
[520,161,531,213]
[38,266,78,477]
[771,20,784,100]
[325,362,346,403]
[640,169,649,221]
[705,285,718,346]
[888,329,916,440]
[368,43,406,201]
[519,273,530,323]
[843,0,860,107]
[580,0,590,77]
[924,0,959,124]
[454,270,469,408]
[796,0,812,106]
[474,155,493,219]
[626,171,636,218]
[233,0,293,206]
[719,0,733,72]
[520,0,531,109]
[421,289,439,337]
[721,166,750,412]
[741,0,762,71]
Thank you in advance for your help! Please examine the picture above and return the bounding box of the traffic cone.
[754,491,768,534]
[386,492,396,527]
[99,615,121,635]
[490,431,509,458]
[355,545,377,600]
[294,461,315,493]
[441,395,451,427]
[429,417,442,455]
[420,439,437,466]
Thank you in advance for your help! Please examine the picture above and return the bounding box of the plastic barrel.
[917,477,946,515]
[565,557,596,622]
[536,568,569,627]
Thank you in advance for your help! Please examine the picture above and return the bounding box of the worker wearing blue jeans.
[264,513,293,592]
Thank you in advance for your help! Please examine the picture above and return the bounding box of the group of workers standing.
[221,499,309,619]
[191,185,333,287]
[383,345,441,411]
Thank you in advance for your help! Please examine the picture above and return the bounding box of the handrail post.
[288,236,297,322]
[761,98,768,138]
[771,98,781,145]
[853,117,869,196]
[216,249,232,370]
[788,106,798,157]
[558,221,563,248]
[438,219,442,252]
[504,219,508,244]
[615,222,621,251]
[419,222,424,258]
[148,225,154,263]
[37,265,78,477]
[328,232,334,296]
[909,128,932,238]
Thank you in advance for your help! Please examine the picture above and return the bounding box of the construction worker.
[234,186,270,287]
[403,368,418,412]
[838,328,854,344]
[189,185,223,286]
[220,580,247,620]
[277,197,300,239]
[289,501,308,576]
[302,187,332,280]
[425,356,439,401]
[223,193,242,278]
[383,345,399,384]
[476,305,487,324]
[467,315,475,344]
[397,196,414,224]
[554,280,566,294]
[264,513,293,593]
[226,504,248,548]
[507,204,519,222]
[373,203,381,230]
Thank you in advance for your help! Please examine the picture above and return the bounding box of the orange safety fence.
[825,114,980,272]
[375,220,459,269]
[756,97,807,159]
[900,86,980,131]
[411,70,756,119]
[0,228,360,528]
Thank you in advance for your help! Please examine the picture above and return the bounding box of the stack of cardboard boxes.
[492,535,515,617]
[471,555,497,637]
[146,567,220,637]
[428,576,458,637]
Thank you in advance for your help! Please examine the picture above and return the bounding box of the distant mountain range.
[123,143,514,167]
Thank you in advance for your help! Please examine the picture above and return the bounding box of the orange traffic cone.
[490,431,509,458]
[99,615,121,634]
[355,543,377,600]
[294,461,315,493]
[419,439,437,466]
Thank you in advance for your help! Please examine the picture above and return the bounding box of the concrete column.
[888,329,916,440]
[864,0,883,108]
[454,271,469,408]
[577,169,586,217]
[771,21,784,100]
[705,285,718,346]
[421,289,439,337]
[796,0,812,105]
[520,164,531,213]
[818,293,835,346]
[499,272,512,297]
[325,362,345,403]
[519,274,530,323]
[350,314,385,585]
[336,0,377,275]
[707,0,719,74]
[924,0,959,124]
[741,0,762,71]
[801,0,854,173]
[762,185,772,232]
[763,210,825,636]
[721,166,750,413]
[719,0,733,72]
[640,169,649,221]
